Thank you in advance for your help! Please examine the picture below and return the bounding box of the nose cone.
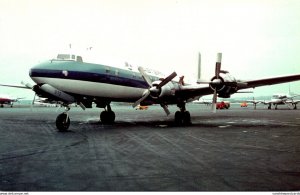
[29,60,63,84]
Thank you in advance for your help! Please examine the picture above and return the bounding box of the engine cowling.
[150,80,175,99]
[209,73,238,98]
[33,84,75,103]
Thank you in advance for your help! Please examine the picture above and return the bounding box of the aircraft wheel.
[175,111,191,126]
[175,111,183,125]
[182,111,191,125]
[100,111,115,124]
[56,113,70,132]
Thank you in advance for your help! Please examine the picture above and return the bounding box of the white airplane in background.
[247,93,300,110]
[1,52,300,131]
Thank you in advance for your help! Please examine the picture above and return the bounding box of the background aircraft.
[1,52,300,131]
[0,95,23,107]
[247,93,300,110]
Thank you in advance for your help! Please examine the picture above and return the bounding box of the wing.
[0,83,30,89]
[175,85,213,100]
[246,100,265,104]
[285,99,300,104]
[240,74,300,89]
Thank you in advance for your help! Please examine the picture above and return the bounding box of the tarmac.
[0,103,300,191]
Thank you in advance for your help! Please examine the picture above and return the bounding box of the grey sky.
[1,0,300,99]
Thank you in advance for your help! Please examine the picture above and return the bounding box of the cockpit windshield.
[57,54,75,60]
[56,54,83,62]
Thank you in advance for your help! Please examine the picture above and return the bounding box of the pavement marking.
[218,125,232,128]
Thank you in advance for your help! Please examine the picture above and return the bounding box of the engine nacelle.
[150,80,175,99]
[217,86,237,98]
[210,72,238,98]
[160,84,175,98]
[34,84,75,103]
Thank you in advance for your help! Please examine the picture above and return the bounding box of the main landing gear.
[174,102,191,126]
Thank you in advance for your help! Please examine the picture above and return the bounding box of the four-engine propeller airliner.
[1,52,300,131]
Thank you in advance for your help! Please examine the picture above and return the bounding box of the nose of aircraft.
[29,60,58,84]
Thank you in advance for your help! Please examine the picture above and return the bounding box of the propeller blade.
[30,93,37,112]
[21,81,34,89]
[161,104,170,116]
[215,53,222,78]
[132,90,150,108]
[78,102,86,110]
[197,52,201,80]
[211,90,217,113]
[157,72,177,88]
[196,79,212,84]
[138,67,152,86]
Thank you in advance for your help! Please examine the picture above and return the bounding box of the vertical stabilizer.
[197,52,201,80]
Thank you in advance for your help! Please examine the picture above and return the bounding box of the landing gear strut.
[100,104,115,124]
[56,106,70,132]
[175,102,191,126]
[268,104,271,109]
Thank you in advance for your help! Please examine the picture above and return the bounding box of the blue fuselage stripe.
[29,61,152,89]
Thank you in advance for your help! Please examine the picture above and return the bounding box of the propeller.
[30,93,37,111]
[21,81,37,111]
[133,67,177,115]
[211,53,222,113]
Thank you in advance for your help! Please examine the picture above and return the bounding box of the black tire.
[108,111,115,123]
[182,111,191,125]
[175,111,183,125]
[100,111,115,124]
[56,113,70,132]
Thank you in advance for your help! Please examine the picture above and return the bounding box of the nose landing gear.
[100,104,115,124]
[56,106,70,132]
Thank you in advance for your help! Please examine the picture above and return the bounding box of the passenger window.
[76,56,83,62]
[106,69,110,74]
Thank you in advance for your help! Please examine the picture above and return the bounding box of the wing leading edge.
[240,74,300,89]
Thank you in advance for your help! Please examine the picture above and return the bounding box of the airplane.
[0,95,23,107]
[247,93,300,110]
[1,52,300,131]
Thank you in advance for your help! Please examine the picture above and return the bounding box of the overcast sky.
[1,0,300,99]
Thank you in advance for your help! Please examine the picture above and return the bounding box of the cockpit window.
[57,54,71,60]
[56,54,83,62]
[76,56,83,62]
